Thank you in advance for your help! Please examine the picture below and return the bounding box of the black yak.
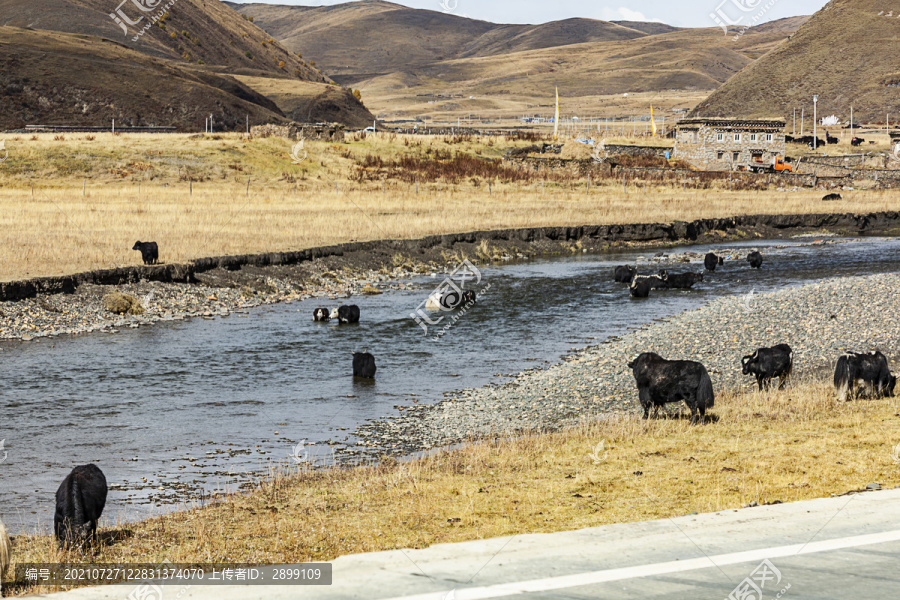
[747,251,763,269]
[834,351,896,402]
[822,193,842,201]
[353,352,377,379]
[614,265,637,283]
[132,241,159,265]
[0,519,9,577]
[331,305,361,324]
[658,272,704,289]
[54,464,108,548]
[741,344,793,390]
[313,308,331,322]
[627,352,715,424]
[704,253,724,272]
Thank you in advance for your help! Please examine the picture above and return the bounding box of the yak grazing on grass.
[55,464,108,549]
[741,344,793,390]
[627,352,715,424]
[834,351,896,402]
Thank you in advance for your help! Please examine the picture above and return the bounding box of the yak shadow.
[647,411,721,424]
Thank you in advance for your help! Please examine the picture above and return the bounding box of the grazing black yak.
[747,251,763,269]
[313,308,331,322]
[658,272,704,289]
[627,352,715,424]
[132,241,159,265]
[331,305,361,324]
[55,464,108,548]
[614,265,637,283]
[0,519,9,577]
[742,344,793,390]
[353,352,377,379]
[629,274,665,298]
[704,253,724,272]
[834,351,896,402]
[822,193,842,201]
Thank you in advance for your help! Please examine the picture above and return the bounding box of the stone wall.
[250,122,345,142]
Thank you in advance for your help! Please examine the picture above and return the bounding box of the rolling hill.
[691,0,900,123]
[228,1,654,82]
[230,1,808,124]
[0,0,324,81]
[0,0,378,129]
[0,26,288,130]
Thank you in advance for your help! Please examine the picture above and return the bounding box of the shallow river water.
[2,236,900,534]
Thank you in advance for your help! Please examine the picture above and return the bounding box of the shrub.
[103,292,144,316]
[244,51,254,60]
[278,60,286,69]
[170,32,177,39]
[352,89,362,101]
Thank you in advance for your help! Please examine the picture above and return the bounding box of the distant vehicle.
[740,156,793,173]
[362,126,377,133]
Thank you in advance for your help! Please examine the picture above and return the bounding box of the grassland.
[7,380,899,594]
[0,132,897,281]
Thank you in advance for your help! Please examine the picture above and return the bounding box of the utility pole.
[813,95,818,150]
[800,108,804,136]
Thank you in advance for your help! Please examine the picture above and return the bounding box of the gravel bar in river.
[351,272,900,456]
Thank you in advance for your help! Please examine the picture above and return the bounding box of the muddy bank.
[3,211,900,304]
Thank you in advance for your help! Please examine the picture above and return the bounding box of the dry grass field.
[0,132,897,281]
[8,381,899,594]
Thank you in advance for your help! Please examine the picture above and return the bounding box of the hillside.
[0,0,325,82]
[229,1,649,82]
[0,27,290,130]
[691,0,899,123]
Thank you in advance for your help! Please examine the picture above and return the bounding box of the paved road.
[38,488,900,599]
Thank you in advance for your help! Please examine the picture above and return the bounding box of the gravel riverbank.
[0,264,427,341]
[350,272,900,459]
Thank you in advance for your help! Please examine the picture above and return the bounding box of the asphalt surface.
[36,488,900,599]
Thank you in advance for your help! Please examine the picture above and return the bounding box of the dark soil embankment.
[3,211,900,303]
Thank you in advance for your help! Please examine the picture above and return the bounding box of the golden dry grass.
[0,132,897,281]
[8,381,900,594]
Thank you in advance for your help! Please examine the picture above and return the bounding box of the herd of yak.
[618,251,897,425]
[617,250,763,298]
[0,246,893,568]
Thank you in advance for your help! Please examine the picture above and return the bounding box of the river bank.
[352,271,900,459]
[2,211,900,341]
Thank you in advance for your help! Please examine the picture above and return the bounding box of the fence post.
[83,179,86,198]
[247,176,251,196]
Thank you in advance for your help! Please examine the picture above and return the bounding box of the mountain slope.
[0,26,286,130]
[691,0,899,122]
[230,1,649,80]
[0,0,325,81]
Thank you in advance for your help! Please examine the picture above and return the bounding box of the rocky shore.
[349,272,900,459]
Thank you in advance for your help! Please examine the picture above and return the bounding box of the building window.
[733,152,740,161]
[717,151,725,160]
[766,133,773,142]
[749,134,758,142]
[734,134,741,142]
[716,133,724,142]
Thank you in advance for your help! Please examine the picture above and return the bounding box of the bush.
[244,51,254,60]
[103,292,144,316]
[352,89,362,101]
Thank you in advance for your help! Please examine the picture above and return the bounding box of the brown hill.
[691,0,899,123]
[229,1,650,82]
[0,0,324,82]
[0,26,290,130]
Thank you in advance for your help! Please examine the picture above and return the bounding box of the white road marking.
[382,529,900,600]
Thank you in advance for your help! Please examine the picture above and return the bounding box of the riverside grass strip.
[7,382,899,595]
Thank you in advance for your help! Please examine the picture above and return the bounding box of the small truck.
[739,156,793,173]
